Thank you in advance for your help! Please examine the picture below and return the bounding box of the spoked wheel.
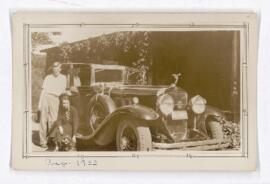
[89,103,106,132]
[116,119,152,151]
[86,95,116,134]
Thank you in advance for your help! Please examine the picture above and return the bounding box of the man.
[38,62,68,149]
[49,94,79,151]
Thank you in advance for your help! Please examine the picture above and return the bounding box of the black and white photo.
[11,12,258,170]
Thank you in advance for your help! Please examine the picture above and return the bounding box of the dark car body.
[61,63,230,151]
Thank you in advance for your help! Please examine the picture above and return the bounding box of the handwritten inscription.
[76,157,97,167]
[44,153,194,168]
[46,159,72,168]
[45,157,98,168]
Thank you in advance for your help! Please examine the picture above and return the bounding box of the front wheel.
[116,119,152,151]
[207,121,224,139]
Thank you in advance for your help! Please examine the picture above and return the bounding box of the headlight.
[157,94,174,116]
[189,95,206,114]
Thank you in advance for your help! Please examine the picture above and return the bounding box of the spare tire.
[87,95,116,132]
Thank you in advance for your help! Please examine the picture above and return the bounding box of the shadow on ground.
[32,120,116,151]
[32,130,40,146]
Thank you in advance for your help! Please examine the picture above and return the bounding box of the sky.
[50,28,114,43]
[31,27,117,51]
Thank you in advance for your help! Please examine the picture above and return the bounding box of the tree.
[31,32,55,111]
[55,31,153,84]
[31,32,54,50]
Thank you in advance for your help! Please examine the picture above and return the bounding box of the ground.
[32,120,45,152]
[32,118,115,151]
[32,116,240,152]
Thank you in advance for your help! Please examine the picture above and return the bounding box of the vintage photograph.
[12,12,257,170]
[31,29,241,152]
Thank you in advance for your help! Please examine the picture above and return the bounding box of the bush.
[221,120,240,150]
[32,53,46,112]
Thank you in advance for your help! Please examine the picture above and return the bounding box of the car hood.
[107,85,186,96]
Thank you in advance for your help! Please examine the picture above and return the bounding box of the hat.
[52,62,61,67]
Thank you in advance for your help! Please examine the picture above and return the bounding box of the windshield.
[94,68,124,83]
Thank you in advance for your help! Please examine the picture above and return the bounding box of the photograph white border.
[11,12,258,171]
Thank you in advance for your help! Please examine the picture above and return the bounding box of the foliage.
[59,42,73,63]
[31,53,46,111]
[31,32,54,111]
[221,121,241,150]
[130,32,150,85]
[31,32,54,50]
[57,31,152,84]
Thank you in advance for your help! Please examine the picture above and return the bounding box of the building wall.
[149,31,240,113]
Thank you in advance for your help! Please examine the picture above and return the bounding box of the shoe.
[52,146,59,152]
[40,144,48,149]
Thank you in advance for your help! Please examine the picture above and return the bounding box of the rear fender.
[93,105,159,146]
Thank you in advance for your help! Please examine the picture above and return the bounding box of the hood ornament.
[157,72,181,97]
[170,73,181,87]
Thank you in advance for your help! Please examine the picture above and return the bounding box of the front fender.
[197,105,225,134]
[80,104,159,146]
[204,105,224,119]
[111,104,160,121]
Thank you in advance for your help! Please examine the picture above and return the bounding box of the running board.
[153,139,231,150]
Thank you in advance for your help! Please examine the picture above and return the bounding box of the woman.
[49,94,79,151]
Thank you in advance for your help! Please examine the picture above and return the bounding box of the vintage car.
[61,63,230,151]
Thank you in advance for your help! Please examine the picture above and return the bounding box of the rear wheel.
[116,119,152,151]
[207,121,224,139]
